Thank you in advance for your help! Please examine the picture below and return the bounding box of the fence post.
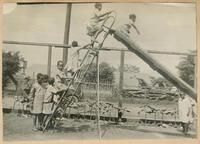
[63,3,72,65]
[194,56,197,90]
[96,53,101,140]
[47,46,52,76]
[118,51,125,123]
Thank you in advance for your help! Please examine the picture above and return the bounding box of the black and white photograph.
[2,2,198,142]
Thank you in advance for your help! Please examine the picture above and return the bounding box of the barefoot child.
[42,77,58,129]
[21,76,32,117]
[29,73,45,131]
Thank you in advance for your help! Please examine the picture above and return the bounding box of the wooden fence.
[80,81,114,99]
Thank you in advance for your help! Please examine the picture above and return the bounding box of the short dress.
[29,82,46,114]
[43,85,57,114]
[178,97,192,123]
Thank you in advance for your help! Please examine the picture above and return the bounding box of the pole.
[22,60,27,74]
[63,3,72,65]
[96,52,101,140]
[3,40,71,48]
[194,56,197,90]
[100,47,196,56]
[47,46,52,76]
[3,40,196,56]
[118,51,125,122]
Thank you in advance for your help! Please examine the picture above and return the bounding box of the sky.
[3,3,196,78]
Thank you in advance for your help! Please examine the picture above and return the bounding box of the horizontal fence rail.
[3,40,196,56]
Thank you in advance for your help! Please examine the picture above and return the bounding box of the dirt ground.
[3,113,196,141]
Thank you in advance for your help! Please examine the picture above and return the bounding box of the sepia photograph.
[2,1,198,142]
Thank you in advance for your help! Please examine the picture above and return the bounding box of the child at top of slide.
[86,3,112,43]
[125,13,140,35]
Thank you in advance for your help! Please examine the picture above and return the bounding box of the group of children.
[29,73,58,131]
[19,2,139,131]
[27,60,75,131]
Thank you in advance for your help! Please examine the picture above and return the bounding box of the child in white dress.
[29,73,45,131]
[42,77,58,129]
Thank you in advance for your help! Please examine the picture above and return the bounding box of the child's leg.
[33,114,38,130]
[92,28,103,43]
[181,122,184,132]
[23,103,28,116]
[38,113,44,128]
[185,123,189,134]
[21,103,25,116]
[42,114,49,126]
[183,123,187,134]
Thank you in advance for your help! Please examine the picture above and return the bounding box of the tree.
[123,64,140,73]
[3,51,22,90]
[83,62,115,83]
[176,51,196,87]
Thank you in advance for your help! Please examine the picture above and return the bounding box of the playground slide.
[112,29,197,101]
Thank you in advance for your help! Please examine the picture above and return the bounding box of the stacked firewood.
[65,100,130,118]
[138,104,178,121]
[121,87,179,101]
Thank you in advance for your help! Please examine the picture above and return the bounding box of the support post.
[22,60,27,74]
[63,3,72,65]
[118,51,125,122]
[47,46,52,76]
[96,52,101,140]
[194,56,197,90]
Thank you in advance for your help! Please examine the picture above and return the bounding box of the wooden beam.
[100,47,196,56]
[3,40,71,48]
[47,46,52,76]
[112,29,197,101]
[119,51,125,91]
[3,40,196,56]
[118,51,125,122]
[63,3,72,65]
[194,56,197,90]
[147,50,197,56]
[96,52,101,140]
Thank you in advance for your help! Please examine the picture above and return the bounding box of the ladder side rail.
[73,55,97,95]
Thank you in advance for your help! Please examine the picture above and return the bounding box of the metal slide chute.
[111,29,197,101]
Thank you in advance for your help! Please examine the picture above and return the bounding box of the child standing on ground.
[87,3,112,43]
[20,76,32,117]
[42,77,58,129]
[29,73,45,131]
[39,74,49,129]
[178,92,192,135]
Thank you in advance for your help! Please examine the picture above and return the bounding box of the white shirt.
[88,9,102,27]
[54,69,67,83]
[65,46,82,73]
[43,85,57,102]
